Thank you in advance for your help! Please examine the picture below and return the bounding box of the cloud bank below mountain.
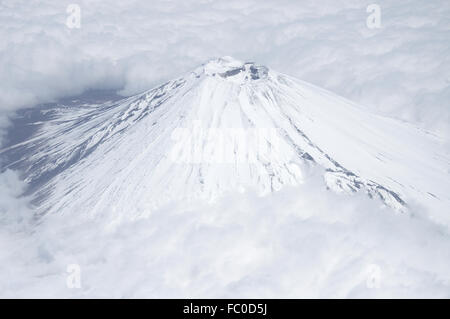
[1,170,449,298]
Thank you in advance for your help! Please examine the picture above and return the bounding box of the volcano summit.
[2,57,449,226]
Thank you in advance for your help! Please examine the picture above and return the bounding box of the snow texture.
[0,58,449,298]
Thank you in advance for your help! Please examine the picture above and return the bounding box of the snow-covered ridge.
[2,57,449,226]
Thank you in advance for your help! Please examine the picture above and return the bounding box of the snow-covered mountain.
[2,56,450,226]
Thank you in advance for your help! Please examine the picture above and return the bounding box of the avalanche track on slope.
[1,57,449,226]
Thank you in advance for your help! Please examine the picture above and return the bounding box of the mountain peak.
[201,56,269,82]
[5,57,450,225]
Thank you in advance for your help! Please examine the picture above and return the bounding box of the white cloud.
[0,0,449,140]
[0,170,32,229]
[0,172,449,298]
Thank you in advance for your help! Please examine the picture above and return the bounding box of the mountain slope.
[2,57,449,226]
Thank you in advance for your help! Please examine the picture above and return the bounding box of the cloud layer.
[1,0,449,139]
[1,170,449,298]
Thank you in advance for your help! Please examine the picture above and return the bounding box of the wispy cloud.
[1,172,449,298]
